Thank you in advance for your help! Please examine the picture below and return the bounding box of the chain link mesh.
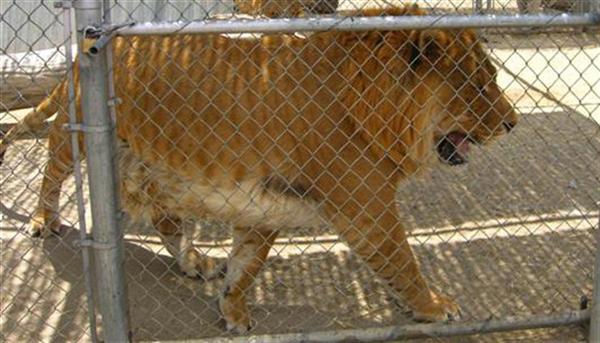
[1,0,599,341]
[1,1,94,341]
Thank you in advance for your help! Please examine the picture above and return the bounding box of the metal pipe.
[74,0,130,341]
[590,210,600,343]
[101,0,118,124]
[62,3,98,342]
[194,310,590,343]
[116,13,600,35]
[473,0,484,14]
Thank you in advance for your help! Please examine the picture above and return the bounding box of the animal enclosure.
[1,0,599,342]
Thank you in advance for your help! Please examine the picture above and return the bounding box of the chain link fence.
[1,0,599,342]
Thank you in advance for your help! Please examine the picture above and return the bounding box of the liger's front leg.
[324,182,460,322]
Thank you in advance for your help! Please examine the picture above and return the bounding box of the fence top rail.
[115,13,600,35]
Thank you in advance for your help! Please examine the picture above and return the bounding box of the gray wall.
[1,0,233,54]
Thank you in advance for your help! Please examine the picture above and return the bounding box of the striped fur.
[0,6,518,333]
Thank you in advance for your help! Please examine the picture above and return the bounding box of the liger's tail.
[0,81,65,165]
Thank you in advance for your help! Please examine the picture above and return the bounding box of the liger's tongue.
[446,132,470,156]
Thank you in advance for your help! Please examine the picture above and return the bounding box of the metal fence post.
[590,0,600,336]
[59,1,99,341]
[73,0,130,341]
[591,210,600,343]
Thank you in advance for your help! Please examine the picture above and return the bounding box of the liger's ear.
[409,29,451,70]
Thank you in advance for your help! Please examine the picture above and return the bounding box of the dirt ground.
[1,22,599,343]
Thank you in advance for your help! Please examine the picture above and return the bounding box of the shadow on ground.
[0,223,594,341]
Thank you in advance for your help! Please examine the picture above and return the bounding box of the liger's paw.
[28,216,62,238]
[205,261,227,280]
[218,293,251,334]
[411,290,461,322]
[179,249,218,280]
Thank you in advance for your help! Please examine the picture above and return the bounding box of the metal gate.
[1,0,599,341]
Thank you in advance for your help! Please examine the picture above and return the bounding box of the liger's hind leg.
[30,126,79,238]
[219,227,278,334]
[153,214,217,279]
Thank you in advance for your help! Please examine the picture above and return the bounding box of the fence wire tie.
[53,0,72,9]
[107,97,122,107]
[73,238,117,250]
[63,123,114,133]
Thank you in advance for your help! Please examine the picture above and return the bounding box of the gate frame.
[58,1,99,341]
[73,0,600,340]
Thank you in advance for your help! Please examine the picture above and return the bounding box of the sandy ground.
[1,25,599,343]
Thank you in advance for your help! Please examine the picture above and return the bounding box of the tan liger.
[0,6,518,334]
[234,0,338,17]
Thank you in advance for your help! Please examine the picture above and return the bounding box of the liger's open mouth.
[436,132,475,166]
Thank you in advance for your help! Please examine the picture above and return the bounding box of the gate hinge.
[82,22,135,55]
